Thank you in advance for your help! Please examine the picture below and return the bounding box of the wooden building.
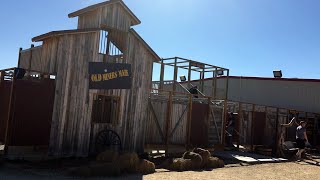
[5,0,315,159]
[18,0,161,157]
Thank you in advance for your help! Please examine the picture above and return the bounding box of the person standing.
[226,112,236,148]
[296,121,308,160]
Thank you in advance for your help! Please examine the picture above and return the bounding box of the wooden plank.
[186,94,193,147]
[225,70,230,100]
[187,62,191,88]
[200,69,205,92]
[17,48,23,67]
[221,100,228,146]
[165,92,173,154]
[159,59,165,90]
[4,69,17,154]
[251,104,256,151]
[272,108,279,156]
[28,44,34,76]
[149,101,165,142]
[237,102,242,149]
[173,58,178,92]
[169,104,188,138]
[213,68,218,99]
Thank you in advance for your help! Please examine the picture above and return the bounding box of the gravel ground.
[0,161,319,180]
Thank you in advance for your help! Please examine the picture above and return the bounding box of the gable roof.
[129,28,161,61]
[32,29,100,42]
[68,0,141,26]
[31,28,160,61]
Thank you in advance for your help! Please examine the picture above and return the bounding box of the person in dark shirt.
[226,112,236,148]
[296,121,309,160]
[189,86,199,98]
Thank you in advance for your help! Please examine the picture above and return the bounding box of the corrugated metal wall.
[200,77,320,113]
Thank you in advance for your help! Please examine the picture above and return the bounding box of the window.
[99,30,123,56]
[92,95,120,125]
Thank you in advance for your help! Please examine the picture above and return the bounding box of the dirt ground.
[146,162,320,180]
[0,161,319,180]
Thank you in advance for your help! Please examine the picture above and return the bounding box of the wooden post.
[221,69,230,147]
[251,104,256,152]
[165,92,173,155]
[273,108,279,156]
[207,97,212,127]
[225,70,230,100]
[186,94,193,148]
[213,68,218,99]
[103,32,110,62]
[4,69,17,154]
[221,100,228,147]
[159,59,165,90]
[28,44,34,75]
[237,102,242,149]
[211,71,215,98]
[0,71,4,84]
[173,57,178,92]
[200,68,205,93]
[188,62,192,88]
[17,48,23,67]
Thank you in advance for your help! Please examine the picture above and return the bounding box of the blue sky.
[1,0,320,79]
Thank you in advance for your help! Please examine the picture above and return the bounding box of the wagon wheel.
[95,129,122,153]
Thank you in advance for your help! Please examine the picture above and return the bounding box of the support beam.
[273,108,279,156]
[173,57,178,92]
[211,71,215,98]
[237,102,242,149]
[251,104,256,152]
[0,71,4,85]
[225,70,230,100]
[159,59,165,90]
[103,33,110,62]
[200,68,205,92]
[213,68,218,99]
[186,94,193,148]
[4,69,17,154]
[207,97,212,131]
[187,62,192,88]
[28,44,35,76]
[165,92,173,155]
[17,48,23,67]
[222,100,228,146]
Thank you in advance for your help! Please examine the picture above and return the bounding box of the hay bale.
[89,163,121,177]
[182,151,203,170]
[205,157,225,169]
[182,159,193,171]
[118,152,139,173]
[172,158,184,171]
[67,166,91,177]
[218,159,225,168]
[193,148,211,166]
[96,150,119,162]
[158,158,173,169]
[136,159,156,174]
[172,158,193,171]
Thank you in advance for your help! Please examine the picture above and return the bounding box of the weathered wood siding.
[145,97,224,146]
[77,3,132,31]
[19,46,48,72]
[21,27,155,156]
[89,30,155,153]
[45,32,98,156]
